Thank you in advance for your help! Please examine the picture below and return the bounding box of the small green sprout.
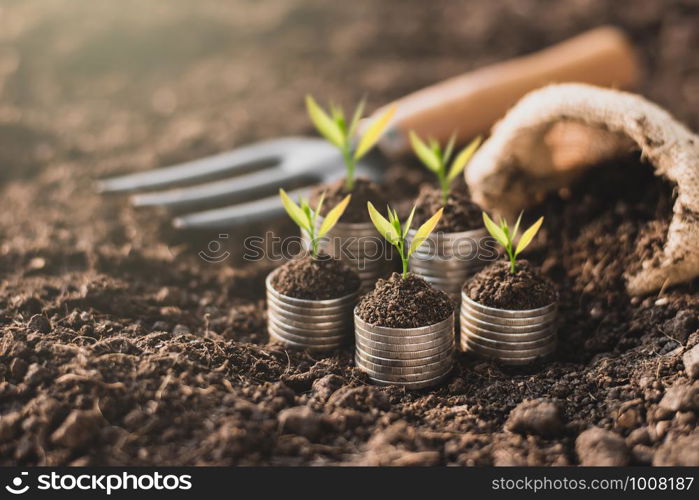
[367,202,443,278]
[482,212,544,274]
[409,131,482,204]
[306,95,396,192]
[280,188,351,258]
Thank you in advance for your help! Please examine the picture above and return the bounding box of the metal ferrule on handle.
[354,311,455,389]
[266,269,358,351]
[460,293,557,365]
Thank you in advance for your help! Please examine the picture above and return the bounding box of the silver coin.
[354,326,451,345]
[267,309,348,329]
[356,340,454,360]
[355,333,452,353]
[268,300,348,322]
[354,322,453,345]
[356,361,452,383]
[266,292,354,316]
[353,312,454,337]
[461,305,557,328]
[268,312,347,335]
[460,308,555,332]
[461,340,554,366]
[268,323,347,345]
[463,330,556,351]
[461,293,557,319]
[463,337,556,358]
[367,369,452,390]
[356,345,454,367]
[269,330,344,351]
[459,320,555,343]
[355,351,453,375]
[268,314,348,338]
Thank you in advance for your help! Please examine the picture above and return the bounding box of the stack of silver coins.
[266,270,358,351]
[305,220,391,291]
[354,312,454,389]
[460,293,557,365]
[406,228,489,304]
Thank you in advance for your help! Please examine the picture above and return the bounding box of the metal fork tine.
[97,138,297,193]
[173,188,309,229]
[131,168,318,210]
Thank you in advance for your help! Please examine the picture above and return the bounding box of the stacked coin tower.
[354,312,455,389]
[406,228,489,304]
[460,293,557,365]
[266,270,358,351]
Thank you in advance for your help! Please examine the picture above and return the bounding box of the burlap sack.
[466,83,699,296]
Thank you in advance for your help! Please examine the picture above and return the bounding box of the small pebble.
[632,444,654,464]
[172,324,190,335]
[659,383,699,412]
[662,310,697,343]
[683,344,699,379]
[576,427,629,466]
[51,410,102,449]
[506,399,564,437]
[626,426,650,447]
[277,406,323,441]
[27,314,51,333]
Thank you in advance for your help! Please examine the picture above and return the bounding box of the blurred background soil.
[0,0,697,465]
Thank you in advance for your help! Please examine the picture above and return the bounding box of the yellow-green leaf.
[409,131,441,172]
[348,98,366,137]
[354,105,396,160]
[443,132,456,164]
[482,212,509,248]
[402,205,416,238]
[367,202,399,244]
[408,208,443,257]
[515,216,543,256]
[318,194,351,237]
[312,191,326,225]
[511,211,523,241]
[305,95,345,149]
[280,189,311,231]
[447,136,482,182]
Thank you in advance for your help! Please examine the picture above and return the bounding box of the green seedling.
[280,188,351,258]
[482,211,543,274]
[367,202,443,278]
[409,131,482,204]
[306,95,396,192]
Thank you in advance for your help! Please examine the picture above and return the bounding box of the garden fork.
[98,27,638,230]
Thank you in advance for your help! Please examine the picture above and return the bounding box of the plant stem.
[396,240,408,278]
[342,148,355,191]
[505,243,517,274]
[305,226,318,258]
[439,174,449,205]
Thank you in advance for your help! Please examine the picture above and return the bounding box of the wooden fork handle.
[375,26,641,156]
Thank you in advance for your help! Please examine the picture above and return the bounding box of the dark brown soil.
[270,253,359,300]
[356,273,453,328]
[1,0,699,467]
[413,185,483,233]
[310,177,384,224]
[466,261,557,310]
